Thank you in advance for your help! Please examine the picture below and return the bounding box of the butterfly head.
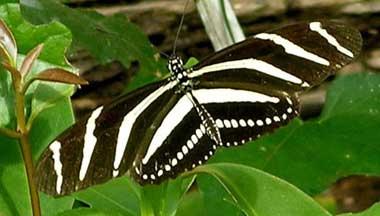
[168,55,185,77]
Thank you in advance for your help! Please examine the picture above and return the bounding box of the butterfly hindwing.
[200,88,299,147]
[130,97,218,184]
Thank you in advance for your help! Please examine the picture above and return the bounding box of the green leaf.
[73,175,195,216]
[140,176,195,216]
[58,208,125,216]
[337,204,380,216]
[73,177,140,216]
[20,0,167,91]
[200,72,380,196]
[0,98,74,215]
[0,3,73,128]
[196,163,331,216]
[0,4,76,215]
[176,190,204,216]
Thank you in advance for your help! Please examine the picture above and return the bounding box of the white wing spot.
[256,119,264,126]
[150,174,156,180]
[177,152,184,160]
[282,113,288,120]
[239,119,247,127]
[182,145,189,154]
[273,116,281,122]
[231,119,239,128]
[223,119,232,128]
[215,119,224,128]
[265,118,272,125]
[157,170,163,177]
[196,129,203,139]
[187,140,194,149]
[200,124,206,133]
[247,119,255,127]
[171,158,178,166]
[287,107,293,113]
[191,135,198,144]
[165,164,171,171]
[143,174,148,180]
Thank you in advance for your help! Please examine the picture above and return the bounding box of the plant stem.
[13,72,41,216]
[0,127,20,138]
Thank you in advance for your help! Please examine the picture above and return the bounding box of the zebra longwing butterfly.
[36,21,362,196]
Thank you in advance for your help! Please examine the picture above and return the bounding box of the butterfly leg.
[185,92,223,146]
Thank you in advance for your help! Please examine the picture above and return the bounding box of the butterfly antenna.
[160,51,170,58]
[172,0,191,56]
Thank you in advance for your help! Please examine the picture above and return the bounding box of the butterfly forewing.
[36,21,362,196]
[191,21,362,91]
[36,80,174,196]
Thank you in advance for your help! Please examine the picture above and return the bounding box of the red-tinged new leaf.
[20,43,44,76]
[36,68,88,85]
[0,19,17,66]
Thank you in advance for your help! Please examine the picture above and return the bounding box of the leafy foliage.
[0,1,379,216]
[195,163,331,216]
[19,0,167,91]
[203,73,380,194]
[0,4,76,215]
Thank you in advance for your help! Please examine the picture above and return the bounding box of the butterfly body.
[36,21,362,196]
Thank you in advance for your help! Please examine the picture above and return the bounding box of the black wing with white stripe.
[36,20,362,196]
[192,21,362,91]
[198,87,299,148]
[36,80,175,196]
[130,94,220,184]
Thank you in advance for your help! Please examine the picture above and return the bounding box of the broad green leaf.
[74,175,195,216]
[337,204,380,216]
[58,208,125,216]
[176,190,204,216]
[74,177,140,216]
[0,4,76,215]
[20,0,167,91]
[0,98,74,215]
[0,4,73,128]
[140,176,195,216]
[196,163,331,216]
[197,72,380,212]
